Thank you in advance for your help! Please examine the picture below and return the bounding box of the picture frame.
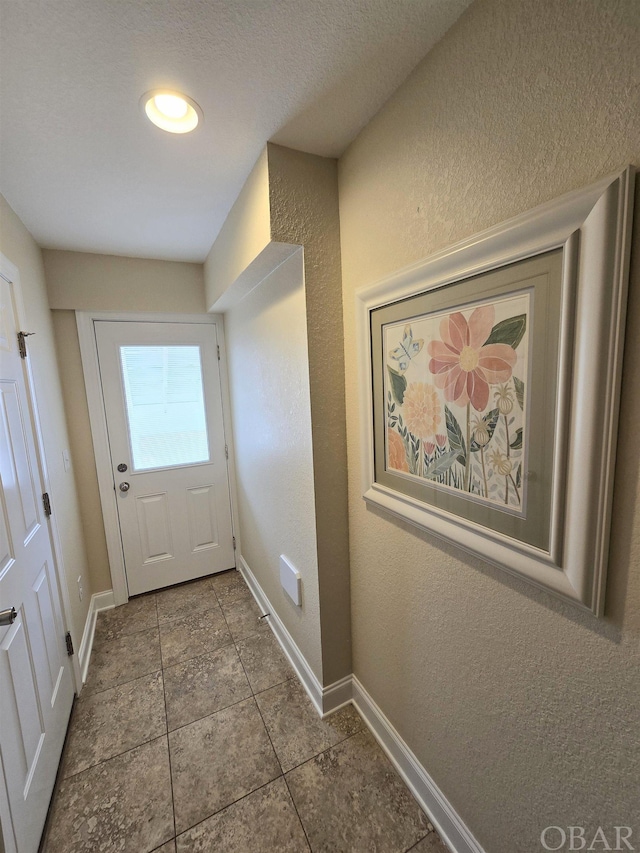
[355,167,635,615]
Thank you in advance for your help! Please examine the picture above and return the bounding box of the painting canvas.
[384,293,530,515]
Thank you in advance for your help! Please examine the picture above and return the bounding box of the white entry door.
[94,321,235,596]
[0,275,74,853]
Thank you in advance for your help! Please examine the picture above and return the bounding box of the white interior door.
[94,321,235,596]
[0,277,74,853]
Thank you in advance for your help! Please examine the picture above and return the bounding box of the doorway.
[78,314,236,602]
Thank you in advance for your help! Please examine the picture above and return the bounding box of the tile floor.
[41,570,448,853]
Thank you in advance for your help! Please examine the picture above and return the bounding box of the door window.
[120,345,210,471]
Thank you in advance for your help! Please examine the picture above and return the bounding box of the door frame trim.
[76,311,238,606]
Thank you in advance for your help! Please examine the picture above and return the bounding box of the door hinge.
[217,344,220,360]
[42,492,52,517]
[225,444,229,459]
[17,331,35,359]
[65,631,74,656]
[232,536,236,550]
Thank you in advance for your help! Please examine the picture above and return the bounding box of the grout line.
[240,638,314,851]
[92,621,158,647]
[56,733,170,783]
[162,636,238,670]
[282,725,368,776]
[59,727,168,783]
[81,661,162,700]
[261,668,316,852]
[156,598,224,629]
[405,828,440,852]
[167,692,255,736]
[250,673,296,698]
[161,638,238,675]
[165,589,292,842]
[156,591,178,844]
[175,774,286,843]
[281,764,313,851]
[58,671,168,783]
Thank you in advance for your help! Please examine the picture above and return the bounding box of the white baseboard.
[237,555,324,715]
[236,557,483,853]
[352,676,486,853]
[322,674,353,714]
[78,589,115,686]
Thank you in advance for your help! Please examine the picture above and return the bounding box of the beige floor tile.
[209,569,250,604]
[42,737,173,853]
[156,577,220,625]
[220,594,269,642]
[286,729,430,853]
[83,627,162,696]
[176,777,309,853]
[60,671,166,777]
[159,607,231,667]
[169,697,281,834]
[163,644,251,731]
[256,679,363,772]
[93,594,158,646]
[46,579,435,853]
[236,631,294,694]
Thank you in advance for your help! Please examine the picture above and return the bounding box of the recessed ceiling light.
[141,89,202,134]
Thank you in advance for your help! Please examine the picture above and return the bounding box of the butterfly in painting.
[390,324,424,372]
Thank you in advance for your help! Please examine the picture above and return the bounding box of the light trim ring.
[141,89,202,134]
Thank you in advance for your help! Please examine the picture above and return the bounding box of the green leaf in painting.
[516,462,522,489]
[423,450,459,480]
[445,406,466,466]
[470,408,500,453]
[484,314,527,349]
[510,427,523,451]
[388,366,407,405]
[514,376,525,411]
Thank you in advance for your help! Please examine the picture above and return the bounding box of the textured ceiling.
[0,0,471,262]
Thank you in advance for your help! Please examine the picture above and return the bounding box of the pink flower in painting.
[427,305,517,411]
[387,429,409,472]
[402,382,442,439]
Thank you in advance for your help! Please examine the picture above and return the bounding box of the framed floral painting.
[356,167,635,615]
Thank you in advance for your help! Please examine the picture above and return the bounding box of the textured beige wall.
[338,0,640,850]
[43,250,205,312]
[225,251,323,678]
[43,250,208,595]
[205,144,351,685]
[204,148,271,309]
[0,195,91,645]
[50,310,112,594]
[268,144,351,684]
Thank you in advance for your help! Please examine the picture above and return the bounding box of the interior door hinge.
[65,631,74,656]
[225,444,229,459]
[17,331,35,359]
[232,536,236,550]
[217,344,220,360]
[42,492,52,517]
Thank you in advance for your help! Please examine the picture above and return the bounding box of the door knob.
[0,607,16,626]
[119,482,130,492]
